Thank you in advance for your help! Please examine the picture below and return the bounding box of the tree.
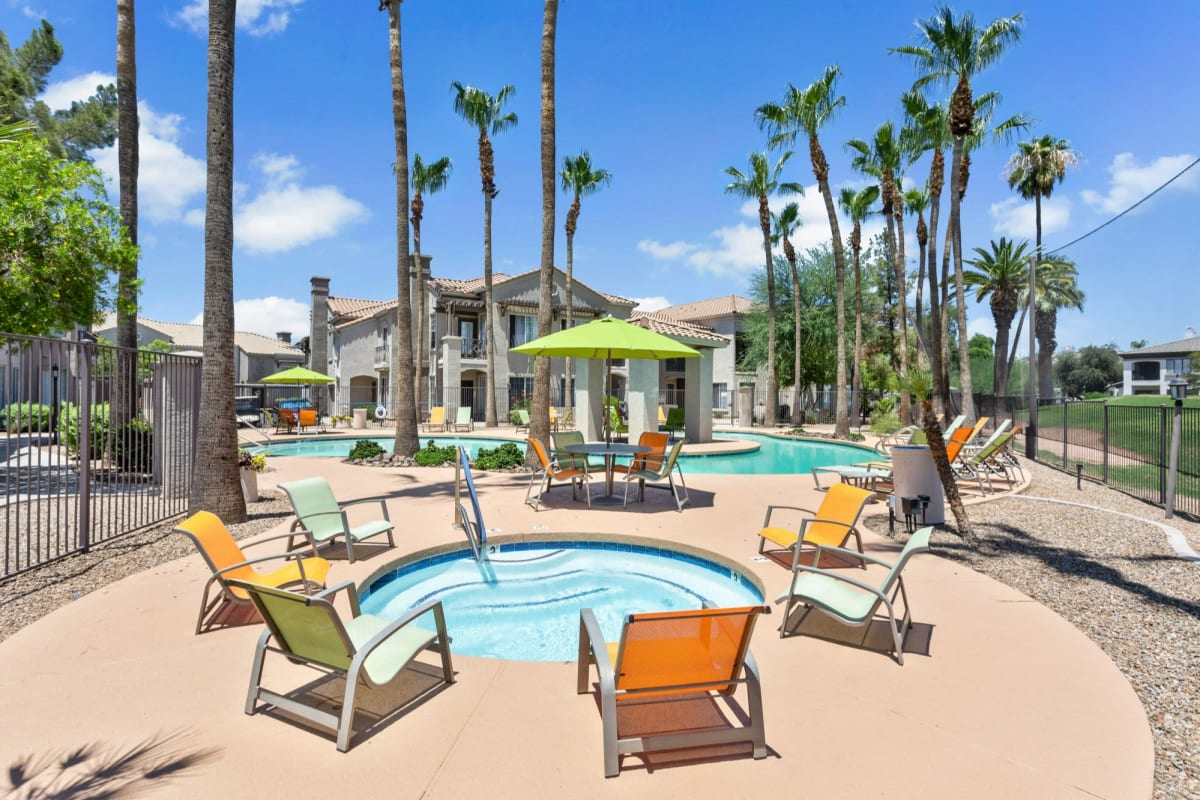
[560,150,611,420]
[771,202,803,425]
[1186,353,1200,394]
[755,66,850,434]
[1129,339,1149,350]
[382,0,419,456]
[893,7,1025,425]
[409,152,452,412]
[964,237,1029,397]
[838,185,880,426]
[189,0,243,521]
[0,20,117,161]
[530,0,557,461]
[1005,134,1080,397]
[1032,258,1085,397]
[112,0,140,429]
[903,184,930,361]
[1055,345,1120,399]
[902,368,976,546]
[724,151,802,425]
[0,137,135,334]
[847,121,911,423]
[451,81,517,428]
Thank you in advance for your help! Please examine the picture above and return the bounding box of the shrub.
[349,440,386,461]
[412,440,457,467]
[1,402,51,432]
[474,441,525,470]
[238,450,268,472]
[869,412,903,436]
[58,403,153,471]
[111,417,154,473]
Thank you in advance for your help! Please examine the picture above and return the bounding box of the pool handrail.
[455,446,488,561]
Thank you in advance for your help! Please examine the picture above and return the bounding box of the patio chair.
[606,404,628,441]
[230,579,454,752]
[657,405,667,425]
[549,405,560,431]
[422,406,447,432]
[451,406,474,432]
[264,407,290,434]
[959,415,991,447]
[663,407,685,437]
[558,407,575,430]
[621,438,689,511]
[955,427,1020,493]
[962,418,1012,458]
[611,431,670,478]
[514,408,531,433]
[551,429,591,472]
[577,604,770,777]
[776,526,932,664]
[279,477,396,564]
[756,482,874,569]
[941,414,966,437]
[525,437,592,510]
[174,510,330,635]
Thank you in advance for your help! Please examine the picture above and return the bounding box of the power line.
[1045,155,1200,257]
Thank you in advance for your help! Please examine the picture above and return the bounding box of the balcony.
[374,344,390,369]
[461,338,486,360]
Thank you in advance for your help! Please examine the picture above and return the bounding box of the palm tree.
[530,0,557,458]
[560,150,611,421]
[847,122,911,423]
[383,0,419,455]
[1002,252,1075,384]
[189,0,242,520]
[0,119,35,142]
[838,185,879,426]
[964,237,1030,397]
[725,151,802,426]
[451,81,517,428]
[409,153,452,413]
[755,66,850,435]
[1032,258,1084,397]
[892,7,1024,424]
[1005,134,1080,398]
[112,0,139,430]
[903,184,930,357]
[771,202,803,426]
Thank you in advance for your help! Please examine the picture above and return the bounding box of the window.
[664,358,685,372]
[509,375,534,409]
[712,382,729,410]
[509,314,538,347]
[1165,357,1191,376]
[735,332,750,367]
[1131,361,1160,381]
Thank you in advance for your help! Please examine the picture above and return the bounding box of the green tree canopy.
[0,137,136,334]
[0,20,117,160]
[1055,344,1121,398]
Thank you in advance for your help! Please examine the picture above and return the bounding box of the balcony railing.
[374,344,389,367]
[461,338,486,359]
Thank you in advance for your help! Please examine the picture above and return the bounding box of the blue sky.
[5,0,1199,352]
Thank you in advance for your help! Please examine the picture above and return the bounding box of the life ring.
[375,405,387,419]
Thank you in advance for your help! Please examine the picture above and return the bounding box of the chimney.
[276,331,292,344]
[309,276,330,375]
[1187,326,1197,339]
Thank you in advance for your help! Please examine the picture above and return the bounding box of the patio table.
[811,464,891,495]
[565,442,650,504]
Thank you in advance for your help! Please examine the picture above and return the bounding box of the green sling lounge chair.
[776,526,931,664]
[620,438,689,511]
[663,406,685,437]
[513,408,531,433]
[229,579,454,752]
[279,477,395,564]
[451,406,474,432]
[577,604,769,777]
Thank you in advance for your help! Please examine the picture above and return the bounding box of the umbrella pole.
[604,353,611,446]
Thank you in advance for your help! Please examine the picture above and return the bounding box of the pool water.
[250,431,872,474]
[360,542,763,661]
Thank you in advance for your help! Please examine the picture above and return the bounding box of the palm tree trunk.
[190,0,243,521]
[949,134,976,423]
[850,239,863,426]
[926,151,946,414]
[529,0,556,458]
[790,259,803,427]
[894,204,911,423]
[1038,306,1057,397]
[483,192,498,427]
[564,218,575,418]
[920,397,976,545]
[412,226,426,414]
[812,139,849,435]
[114,0,139,428]
[386,0,418,455]
[760,198,777,426]
[993,307,1012,397]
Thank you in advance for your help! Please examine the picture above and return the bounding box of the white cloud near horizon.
[176,0,304,36]
[220,152,368,253]
[639,184,884,281]
[1080,152,1200,214]
[39,71,113,110]
[630,296,671,313]
[189,296,310,340]
[989,196,1072,239]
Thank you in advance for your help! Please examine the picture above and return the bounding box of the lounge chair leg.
[336,673,360,752]
[245,629,271,715]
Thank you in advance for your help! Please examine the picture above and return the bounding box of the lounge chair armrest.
[762,504,814,526]
[577,608,615,695]
[338,496,391,521]
[212,551,313,576]
[805,542,895,569]
[356,599,451,661]
[781,565,890,601]
[797,516,855,538]
[240,529,320,557]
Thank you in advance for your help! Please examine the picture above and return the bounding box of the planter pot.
[240,467,259,503]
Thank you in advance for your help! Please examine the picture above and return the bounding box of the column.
[576,359,605,441]
[684,348,714,443]
[627,358,659,443]
[441,336,462,411]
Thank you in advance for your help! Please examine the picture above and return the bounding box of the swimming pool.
[249,431,872,474]
[360,538,764,661]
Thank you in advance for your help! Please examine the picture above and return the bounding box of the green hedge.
[1,402,52,432]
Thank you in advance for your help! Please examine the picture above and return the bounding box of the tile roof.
[327,297,394,320]
[630,312,729,344]
[1120,335,1200,357]
[430,273,512,294]
[96,314,304,357]
[655,294,755,321]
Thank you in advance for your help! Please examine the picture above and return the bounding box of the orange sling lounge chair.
[757,482,875,569]
[174,510,330,634]
[577,604,770,777]
[525,437,592,510]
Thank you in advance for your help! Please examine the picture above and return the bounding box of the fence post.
[1062,399,1069,468]
[78,342,92,553]
[1159,405,1168,505]
[1102,402,1109,484]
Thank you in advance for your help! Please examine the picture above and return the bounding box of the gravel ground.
[863,458,1200,800]
[1,460,1197,797]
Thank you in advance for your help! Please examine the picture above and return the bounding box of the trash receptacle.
[352,408,367,429]
[891,445,945,525]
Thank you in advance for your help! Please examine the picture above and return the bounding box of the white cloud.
[967,315,996,342]
[90,101,207,223]
[638,184,882,281]
[39,71,114,110]
[176,0,304,36]
[229,153,368,253]
[989,197,1072,239]
[189,296,310,340]
[630,296,671,313]
[1080,152,1200,214]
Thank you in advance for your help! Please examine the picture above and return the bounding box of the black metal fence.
[2,334,201,580]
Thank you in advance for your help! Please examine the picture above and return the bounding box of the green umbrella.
[260,366,335,418]
[511,316,699,443]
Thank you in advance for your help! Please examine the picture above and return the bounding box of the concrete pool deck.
[0,452,1154,799]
